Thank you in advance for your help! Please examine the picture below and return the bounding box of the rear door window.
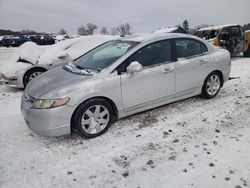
[175,39,208,59]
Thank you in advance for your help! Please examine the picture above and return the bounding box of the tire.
[201,72,222,99]
[243,45,250,57]
[72,98,114,138]
[23,67,46,87]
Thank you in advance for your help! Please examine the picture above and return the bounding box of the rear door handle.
[162,68,175,74]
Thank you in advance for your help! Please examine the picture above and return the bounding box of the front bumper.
[21,93,75,137]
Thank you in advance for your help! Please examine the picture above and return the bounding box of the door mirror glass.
[126,61,143,74]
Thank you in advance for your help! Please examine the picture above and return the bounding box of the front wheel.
[23,68,46,87]
[72,98,114,138]
[201,72,222,99]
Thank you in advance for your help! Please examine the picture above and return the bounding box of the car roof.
[119,33,201,43]
[198,24,240,31]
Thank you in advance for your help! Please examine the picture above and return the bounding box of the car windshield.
[73,40,139,72]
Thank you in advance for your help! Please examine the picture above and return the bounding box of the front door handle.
[162,68,175,74]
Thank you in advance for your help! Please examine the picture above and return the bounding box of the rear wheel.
[23,68,46,87]
[243,45,250,57]
[201,72,222,99]
[72,98,114,138]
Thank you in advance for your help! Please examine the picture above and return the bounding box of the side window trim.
[200,42,209,55]
[177,52,207,61]
[141,60,174,70]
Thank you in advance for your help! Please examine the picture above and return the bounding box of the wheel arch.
[205,70,224,87]
[70,96,119,132]
[23,66,48,86]
[25,66,48,73]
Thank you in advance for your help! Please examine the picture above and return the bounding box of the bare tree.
[77,25,88,36]
[182,20,189,31]
[114,23,132,36]
[111,27,118,35]
[100,26,109,35]
[86,23,97,35]
[77,23,98,35]
[21,29,38,35]
[243,23,250,31]
[58,28,67,35]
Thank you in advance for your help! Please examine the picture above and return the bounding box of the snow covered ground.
[0,48,250,188]
[0,48,16,66]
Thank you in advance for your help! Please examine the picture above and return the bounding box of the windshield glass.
[73,40,139,71]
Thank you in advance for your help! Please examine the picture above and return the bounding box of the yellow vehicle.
[195,24,250,57]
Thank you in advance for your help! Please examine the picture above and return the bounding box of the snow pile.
[153,27,179,34]
[38,35,118,65]
[6,41,41,65]
[18,42,40,64]
[0,35,117,78]
[0,42,42,77]
[64,62,94,75]
[37,37,84,65]
[198,24,239,31]
[66,35,118,60]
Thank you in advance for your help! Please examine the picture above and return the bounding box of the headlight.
[32,97,70,109]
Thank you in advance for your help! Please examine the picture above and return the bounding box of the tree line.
[0,29,50,36]
[58,23,133,36]
[1,21,250,36]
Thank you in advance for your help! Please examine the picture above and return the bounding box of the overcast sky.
[0,0,249,34]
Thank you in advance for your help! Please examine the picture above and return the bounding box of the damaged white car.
[0,35,117,88]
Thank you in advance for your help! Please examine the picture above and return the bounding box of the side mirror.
[126,61,143,74]
[57,51,69,59]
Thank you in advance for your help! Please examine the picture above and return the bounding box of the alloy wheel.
[81,105,110,134]
[28,71,43,82]
[206,75,220,96]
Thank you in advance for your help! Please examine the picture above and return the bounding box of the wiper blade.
[64,63,94,76]
[75,65,92,73]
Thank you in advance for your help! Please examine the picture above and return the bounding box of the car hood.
[25,66,93,99]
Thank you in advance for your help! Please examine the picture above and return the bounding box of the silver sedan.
[21,33,231,138]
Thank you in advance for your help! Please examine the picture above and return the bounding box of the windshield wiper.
[75,65,92,73]
[63,63,94,76]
